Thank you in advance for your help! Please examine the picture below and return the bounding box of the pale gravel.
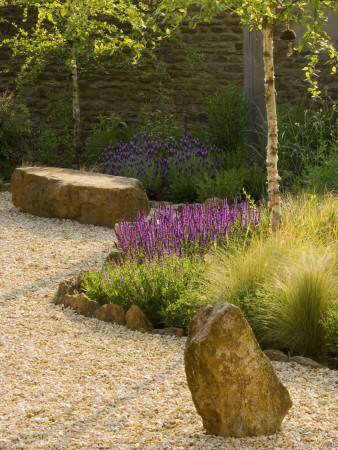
[0,191,337,450]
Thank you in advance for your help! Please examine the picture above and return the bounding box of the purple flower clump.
[96,132,226,198]
[114,198,261,262]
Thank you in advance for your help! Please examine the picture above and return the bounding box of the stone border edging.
[54,273,185,338]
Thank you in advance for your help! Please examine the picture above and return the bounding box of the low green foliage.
[206,85,250,164]
[197,165,266,203]
[304,150,338,193]
[137,92,185,142]
[84,113,129,164]
[82,255,205,326]
[0,91,32,180]
[258,99,338,191]
[163,288,206,332]
[35,97,74,166]
[321,302,338,366]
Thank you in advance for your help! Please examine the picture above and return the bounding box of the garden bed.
[1,191,337,449]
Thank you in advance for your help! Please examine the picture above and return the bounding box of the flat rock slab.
[11,167,150,227]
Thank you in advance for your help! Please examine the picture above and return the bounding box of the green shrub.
[36,97,74,165]
[305,150,338,193]
[197,165,266,203]
[258,99,338,190]
[206,85,250,164]
[0,91,32,180]
[84,113,129,164]
[321,302,338,365]
[170,173,199,203]
[37,125,74,165]
[137,87,185,142]
[82,255,205,326]
[197,168,244,203]
[163,289,205,332]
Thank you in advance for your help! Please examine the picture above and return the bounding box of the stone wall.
[0,5,337,128]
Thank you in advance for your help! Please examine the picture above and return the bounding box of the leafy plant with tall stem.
[157,0,338,232]
[0,0,166,164]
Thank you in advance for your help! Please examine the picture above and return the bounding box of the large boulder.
[184,303,292,438]
[11,167,150,227]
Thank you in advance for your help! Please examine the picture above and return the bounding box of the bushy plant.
[197,165,266,203]
[0,91,32,180]
[163,288,206,332]
[97,132,226,201]
[304,150,338,193]
[206,85,250,164]
[36,97,74,165]
[114,200,262,262]
[252,248,337,357]
[321,302,338,365]
[191,193,337,360]
[84,113,129,164]
[137,100,184,142]
[258,98,338,190]
[82,255,205,326]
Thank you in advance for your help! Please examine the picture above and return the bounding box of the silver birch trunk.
[69,40,81,165]
[262,19,282,233]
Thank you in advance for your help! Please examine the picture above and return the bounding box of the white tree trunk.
[262,19,282,233]
[69,40,81,164]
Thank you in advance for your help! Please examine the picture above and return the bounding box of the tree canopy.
[155,0,338,231]
[1,0,164,83]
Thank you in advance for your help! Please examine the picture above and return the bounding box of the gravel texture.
[0,191,337,449]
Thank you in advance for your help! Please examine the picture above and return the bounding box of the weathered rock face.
[290,356,323,369]
[63,293,99,317]
[0,182,11,192]
[93,303,126,325]
[11,167,150,227]
[125,305,153,333]
[54,276,82,305]
[76,293,100,317]
[184,303,292,438]
[264,349,290,362]
[151,327,185,337]
[63,293,79,310]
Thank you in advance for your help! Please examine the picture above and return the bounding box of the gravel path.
[0,191,337,449]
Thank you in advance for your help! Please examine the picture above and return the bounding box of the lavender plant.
[96,132,226,201]
[114,199,261,262]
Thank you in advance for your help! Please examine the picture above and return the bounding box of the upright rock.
[93,303,126,325]
[125,305,153,333]
[11,167,150,227]
[184,303,292,438]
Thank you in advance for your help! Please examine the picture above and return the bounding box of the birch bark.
[262,18,282,233]
[69,40,81,165]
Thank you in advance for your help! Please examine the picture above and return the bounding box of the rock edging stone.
[54,278,184,337]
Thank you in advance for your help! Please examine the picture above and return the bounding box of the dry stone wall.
[0,5,337,128]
